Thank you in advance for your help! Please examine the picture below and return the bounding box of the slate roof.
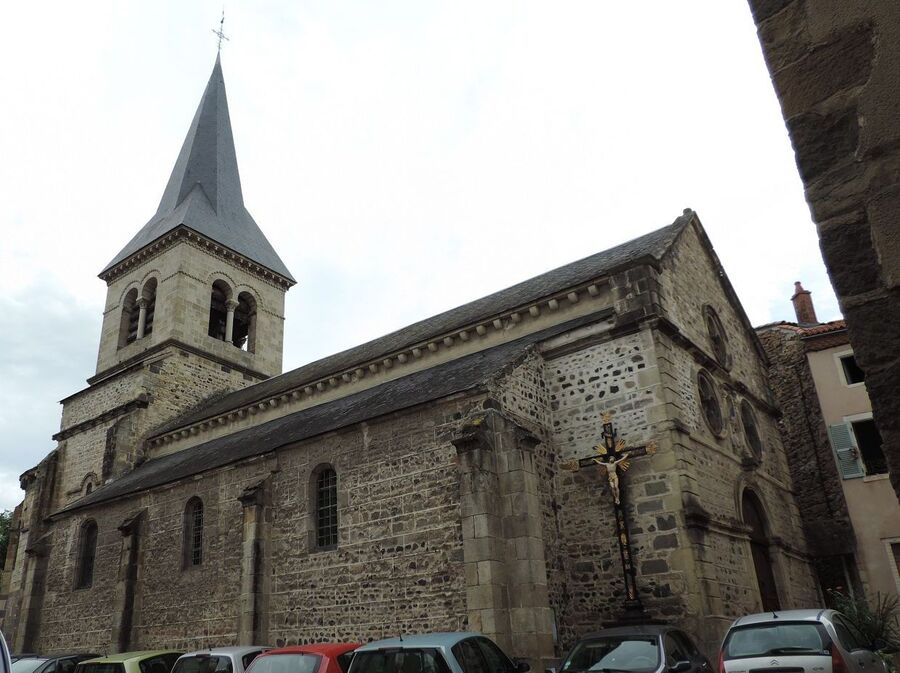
[156,212,691,435]
[100,55,294,282]
[57,314,600,515]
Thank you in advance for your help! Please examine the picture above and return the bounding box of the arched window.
[232,291,257,352]
[207,280,232,341]
[742,491,781,612]
[740,401,763,458]
[704,306,729,368]
[118,288,140,348]
[697,370,724,436]
[183,497,204,568]
[75,520,98,589]
[141,278,158,338]
[313,467,338,549]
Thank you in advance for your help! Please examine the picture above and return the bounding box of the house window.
[207,280,231,340]
[75,520,98,589]
[840,354,865,385]
[697,371,723,435]
[889,542,900,591]
[704,306,729,367]
[183,497,204,567]
[315,468,338,548]
[828,416,887,478]
[141,278,157,338]
[119,288,140,347]
[741,401,763,457]
[232,291,257,352]
[851,419,887,475]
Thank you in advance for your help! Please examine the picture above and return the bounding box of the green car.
[75,652,183,673]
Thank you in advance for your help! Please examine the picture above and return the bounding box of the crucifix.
[561,412,657,622]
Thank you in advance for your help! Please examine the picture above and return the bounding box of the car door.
[452,640,489,673]
[664,634,692,672]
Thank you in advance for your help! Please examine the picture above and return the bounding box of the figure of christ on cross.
[560,411,657,622]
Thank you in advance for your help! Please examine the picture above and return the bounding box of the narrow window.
[740,401,763,457]
[75,520,98,589]
[315,468,338,548]
[891,543,900,582]
[141,278,158,338]
[207,280,231,341]
[232,291,257,352]
[183,497,204,567]
[704,306,729,367]
[697,370,723,435]
[840,355,865,385]
[118,288,140,348]
[851,419,887,475]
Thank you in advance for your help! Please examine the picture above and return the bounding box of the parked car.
[350,633,528,673]
[173,648,270,673]
[1,629,11,673]
[246,644,359,673]
[76,652,184,673]
[559,625,709,673]
[719,609,888,673]
[12,655,100,673]
[10,659,39,665]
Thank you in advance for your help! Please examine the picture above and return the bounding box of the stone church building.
[1,57,819,664]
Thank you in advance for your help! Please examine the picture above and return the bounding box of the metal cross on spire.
[212,9,229,52]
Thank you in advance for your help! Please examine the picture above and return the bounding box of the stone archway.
[742,490,781,612]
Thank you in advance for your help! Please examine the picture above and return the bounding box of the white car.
[719,610,887,673]
[172,648,270,673]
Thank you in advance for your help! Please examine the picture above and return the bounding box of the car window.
[248,655,321,673]
[452,641,488,673]
[141,657,175,673]
[672,633,700,659]
[241,653,264,672]
[664,635,688,666]
[336,653,355,673]
[350,650,451,673]
[13,660,49,673]
[724,623,829,659]
[474,639,515,673]
[562,636,660,673]
[77,664,126,673]
[58,659,81,673]
[173,657,233,673]
[833,618,864,652]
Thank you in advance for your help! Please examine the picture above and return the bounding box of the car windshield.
[350,649,449,673]
[248,655,320,673]
[725,624,829,659]
[12,660,48,673]
[173,657,233,673]
[562,637,660,673]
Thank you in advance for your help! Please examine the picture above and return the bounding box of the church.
[0,57,818,666]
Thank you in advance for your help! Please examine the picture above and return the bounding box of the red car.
[245,645,360,673]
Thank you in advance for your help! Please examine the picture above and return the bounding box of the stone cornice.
[147,278,613,449]
[98,225,294,290]
[53,395,150,441]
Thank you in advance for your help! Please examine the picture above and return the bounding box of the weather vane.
[212,9,229,52]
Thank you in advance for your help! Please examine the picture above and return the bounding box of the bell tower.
[94,55,295,380]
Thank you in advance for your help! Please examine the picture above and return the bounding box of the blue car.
[349,633,530,673]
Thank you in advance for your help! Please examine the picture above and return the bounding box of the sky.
[0,1,840,510]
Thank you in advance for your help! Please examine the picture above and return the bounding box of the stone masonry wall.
[755,326,855,556]
[749,0,900,500]
[33,393,482,654]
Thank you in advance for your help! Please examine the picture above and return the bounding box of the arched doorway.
[742,490,781,612]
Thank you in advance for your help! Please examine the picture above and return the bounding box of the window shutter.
[828,423,864,479]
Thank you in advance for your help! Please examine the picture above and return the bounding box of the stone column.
[238,479,269,645]
[225,299,239,344]
[111,511,143,653]
[451,407,555,671]
[136,298,149,340]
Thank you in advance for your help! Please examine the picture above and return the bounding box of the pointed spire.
[101,57,295,283]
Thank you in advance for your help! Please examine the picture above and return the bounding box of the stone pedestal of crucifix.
[562,412,657,624]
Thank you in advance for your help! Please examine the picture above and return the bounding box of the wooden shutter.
[828,423,865,479]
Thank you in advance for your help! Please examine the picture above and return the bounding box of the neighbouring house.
[757,283,900,605]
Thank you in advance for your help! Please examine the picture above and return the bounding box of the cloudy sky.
[0,1,838,510]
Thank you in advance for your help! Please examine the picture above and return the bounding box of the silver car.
[720,610,887,673]
[172,648,270,673]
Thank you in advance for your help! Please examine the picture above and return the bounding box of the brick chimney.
[791,281,819,325]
